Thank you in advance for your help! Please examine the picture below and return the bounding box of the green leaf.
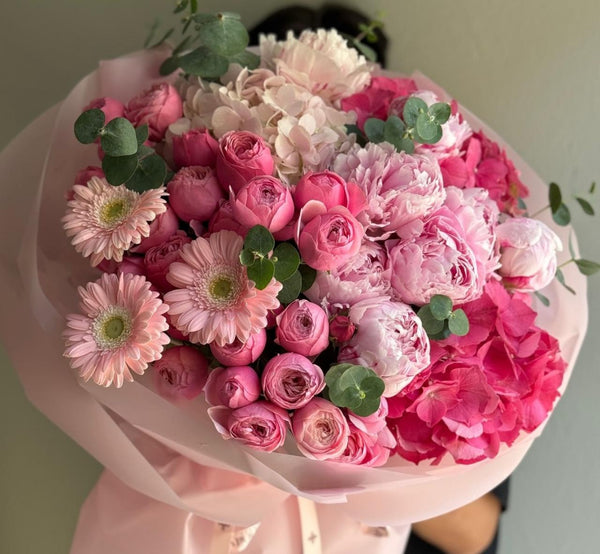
[74,109,105,144]
[429,322,452,341]
[555,268,576,294]
[273,243,300,282]
[549,182,562,213]
[345,124,364,137]
[552,203,571,226]
[239,248,255,266]
[448,309,469,336]
[147,27,174,49]
[194,12,249,57]
[350,39,378,62]
[534,291,550,307]
[575,258,600,276]
[325,363,354,387]
[568,232,576,260]
[338,365,370,390]
[246,257,275,290]
[102,154,138,186]
[244,225,274,256]
[100,118,138,157]
[135,125,149,146]
[159,55,182,76]
[517,197,528,212]
[179,46,229,79]
[417,305,445,336]
[575,196,595,215]
[364,118,385,143]
[125,153,168,192]
[229,50,261,70]
[277,269,302,304]
[299,264,317,292]
[190,0,198,13]
[383,116,406,149]
[429,294,453,321]
[403,97,428,127]
[398,137,415,154]
[340,387,363,410]
[415,113,442,144]
[350,396,381,417]
[590,181,596,194]
[173,0,188,14]
[429,102,451,125]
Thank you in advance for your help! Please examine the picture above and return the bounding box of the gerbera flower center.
[92,307,133,350]
[210,276,235,300]
[99,197,132,227]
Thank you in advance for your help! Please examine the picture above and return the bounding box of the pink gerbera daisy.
[62,176,166,266]
[63,272,170,387]
[164,230,282,347]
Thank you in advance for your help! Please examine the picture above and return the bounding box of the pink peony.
[84,96,125,124]
[209,328,267,366]
[129,204,180,254]
[153,345,209,400]
[171,127,218,169]
[144,231,191,293]
[387,207,483,305]
[216,131,274,194]
[338,298,430,397]
[126,83,183,142]
[275,299,330,357]
[63,273,170,387]
[298,206,363,271]
[209,401,290,452]
[204,366,261,409]
[496,217,562,292]
[231,175,295,233]
[261,353,325,410]
[291,397,350,460]
[167,166,224,223]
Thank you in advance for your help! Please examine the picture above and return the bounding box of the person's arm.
[410,492,502,554]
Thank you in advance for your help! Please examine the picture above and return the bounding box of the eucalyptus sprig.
[325,363,385,417]
[417,294,469,340]
[342,14,385,63]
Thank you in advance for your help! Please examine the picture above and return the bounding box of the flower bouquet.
[0,6,591,554]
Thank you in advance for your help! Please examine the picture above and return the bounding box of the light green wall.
[1,1,598,553]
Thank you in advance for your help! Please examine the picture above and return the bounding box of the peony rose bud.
[145,231,191,292]
[210,328,267,366]
[117,255,146,277]
[167,166,224,223]
[293,171,348,211]
[231,176,294,233]
[172,128,218,169]
[204,366,261,409]
[209,401,289,452]
[262,353,325,410]
[129,205,180,254]
[126,83,183,142]
[298,206,364,271]
[84,97,125,124]
[208,200,247,236]
[292,397,350,460]
[74,166,105,186]
[329,315,356,343]
[275,300,330,357]
[216,131,274,194]
[153,345,209,400]
[496,217,562,292]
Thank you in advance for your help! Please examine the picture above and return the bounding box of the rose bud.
[172,128,218,169]
[117,255,146,277]
[145,231,191,292]
[209,401,290,452]
[231,175,294,233]
[208,199,247,236]
[293,171,348,211]
[329,315,356,343]
[216,131,274,194]
[153,345,209,400]
[292,397,350,460]
[84,97,125,124]
[262,353,325,410]
[210,328,267,366]
[496,217,562,292]
[66,166,106,200]
[126,83,183,142]
[204,366,261,409]
[275,300,330,357]
[129,205,180,254]
[298,206,364,271]
[266,305,284,329]
[167,166,224,223]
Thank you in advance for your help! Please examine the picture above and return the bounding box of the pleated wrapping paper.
[0,47,588,553]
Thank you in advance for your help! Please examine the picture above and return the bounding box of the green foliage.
[299,264,317,292]
[555,268,576,295]
[575,196,594,215]
[74,109,105,144]
[325,363,384,417]
[575,258,600,276]
[178,46,230,79]
[552,202,571,226]
[534,291,550,307]
[277,269,303,304]
[244,225,275,256]
[417,295,470,340]
[364,118,385,143]
[273,243,300,282]
[447,309,469,336]
[246,257,275,290]
[100,118,138,157]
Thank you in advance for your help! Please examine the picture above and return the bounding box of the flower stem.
[530,205,550,218]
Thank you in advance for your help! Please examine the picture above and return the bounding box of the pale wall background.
[0,1,598,553]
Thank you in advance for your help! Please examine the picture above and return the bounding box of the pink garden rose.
[117,255,146,277]
[172,127,218,169]
[84,96,125,124]
[144,231,191,292]
[153,345,209,400]
[209,328,267,366]
[328,315,356,343]
[495,217,562,292]
[216,131,274,194]
[292,397,350,460]
[275,299,330,357]
[204,366,261,409]
[126,83,183,142]
[298,206,363,271]
[293,171,365,216]
[209,401,290,452]
[129,205,180,254]
[74,166,105,186]
[208,199,247,235]
[231,175,294,233]
[334,422,395,467]
[167,166,223,223]
[262,353,325,410]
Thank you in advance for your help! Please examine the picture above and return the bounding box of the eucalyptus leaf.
[277,269,302,304]
[549,182,562,213]
[398,137,415,153]
[159,55,182,76]
[239,248,255,266]
[195,12,248,57]
[273,243,300,282]
[552,203,571,226]
[102,154,138,186]
[229,50,261,70]
[415,113,441,143]
[448,309,469,336]
[101,118,138,157]
[350,396,381,417]
[179,46,229,79]
[125,153,168,192]
[172,35,193,56]
[339,387,363,410]
[244,225,274,256]
[147,27,174,49]
[590,181,596,194]
[246,257,275,290]
[416,305,445,336]
[403,97,427,127]
[534,291,550,307]
[350,38,378,62]
[575,258,600,276]
[74,109,105,144]
[429,323,451,341]
[517,197,528,212]
[364,118,385,143]
[575,196,595,215]
[383,116,406,148]
[555,268,576,294]
[338,365,370,390]
[135,125,149,146]
[429,294,453,321]
[299,264,317,292]
[325,363,354,387]
[429,102,451,125]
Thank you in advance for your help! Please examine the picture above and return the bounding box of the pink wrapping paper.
[0,48,588,552]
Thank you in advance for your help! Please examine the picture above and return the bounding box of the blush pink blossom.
[129,204,180,254]
[209,328,267,366]
[153,345,209,400]
[171,127,218,169]
[74,166,105,187]
[208,200,247,235]
[204,366,261,408]
[292,397,350,460]
[328,315,356,343]
[126,83,183,142]
[275,299,330,357]
[262,353,325,410]
[117,255,146,277]
[144,231,191,293]
[334,422,394,467]
[84,96,125,124]
[293,171,365,216]
[167,166,224,223]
